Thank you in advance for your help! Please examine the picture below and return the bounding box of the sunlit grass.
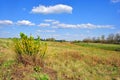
[0,40,120,80]
[44,41,120,80]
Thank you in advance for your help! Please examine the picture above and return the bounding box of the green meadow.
[74,42,120,51]
[0,38,120,80]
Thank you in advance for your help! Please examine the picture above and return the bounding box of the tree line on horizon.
[41,33,120,44]
[76,33,120,44]
[4,33,120,44]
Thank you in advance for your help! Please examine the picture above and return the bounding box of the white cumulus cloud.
[53,23,114,29]
[16,20,35,26]
[37,30,55,33]
[31,4,73,14]
[44,19,55,22]
[44,19,60,24]
[43,19,114,29]
[45,30,55,32]
[38,23,50,27]
[0,20,13,25]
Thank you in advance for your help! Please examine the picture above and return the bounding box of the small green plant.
[32,73,50,80]
[2,60,14,68]
[14,32,47,66]
[34,66,42,72]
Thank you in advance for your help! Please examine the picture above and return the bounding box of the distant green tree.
[83,38,92,43]
[107,34,114,43]
[114,33,120,44]
[46,38,55,41]
[101,35,105,43]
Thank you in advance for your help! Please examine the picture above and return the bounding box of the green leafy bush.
[14,32,47,67]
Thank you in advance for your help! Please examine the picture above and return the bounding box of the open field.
[0,38,120,80]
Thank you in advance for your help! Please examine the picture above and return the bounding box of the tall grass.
[14,32,47,67]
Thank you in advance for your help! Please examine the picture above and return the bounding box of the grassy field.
[0,38,120,80]
[74,42,120,51]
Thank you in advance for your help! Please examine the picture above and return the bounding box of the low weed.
[1,60,15,68]
[32,73,50,80]
[34,66,42,72]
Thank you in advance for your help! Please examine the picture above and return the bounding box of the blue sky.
[0,0,120,40]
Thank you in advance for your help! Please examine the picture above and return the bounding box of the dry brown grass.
[11,64,34,80]
[78,54,120,67]
[62,51,84,60]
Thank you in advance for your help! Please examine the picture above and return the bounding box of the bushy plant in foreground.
[14,32,47,67]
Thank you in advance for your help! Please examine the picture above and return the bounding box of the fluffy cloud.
[51,21,60,25]
[56,23,114,29]
[0,20,13,25]
[111,0,120,3]
[43,19,114,29]
[31,4,73,14]
[16,20,35,26]
[0,19,114,29]
[38,23,50,27]
[44,19,60,24]
[44,19,55,22]
[37,30,55,32]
